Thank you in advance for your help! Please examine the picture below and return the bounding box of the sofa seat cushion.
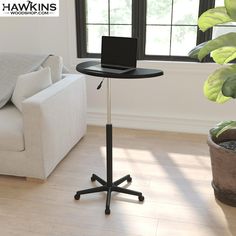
[0,104,24,151]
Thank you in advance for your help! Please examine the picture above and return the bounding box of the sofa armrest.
[22,74,87,179]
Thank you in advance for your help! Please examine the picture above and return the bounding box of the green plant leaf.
[198,7,232,32]
[211,46,236,64]
[210,120,236,137]
[203,65,236,103]
[222,75,236,98]
[225,0,236,20]
[198,32,236,61]
[188,42,208,59]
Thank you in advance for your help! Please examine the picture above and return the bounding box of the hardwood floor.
[0,125,236,236]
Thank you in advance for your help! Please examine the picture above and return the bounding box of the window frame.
[75,0,215,62]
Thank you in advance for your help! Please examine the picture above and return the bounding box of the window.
[76,0,133,58]
[75,0,229,61]
[146,0,199,57]
[212,0,236,39]
[85,0,132,54]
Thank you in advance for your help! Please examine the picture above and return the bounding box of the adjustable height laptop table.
[75,61,164,215]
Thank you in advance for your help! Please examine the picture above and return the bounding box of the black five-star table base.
[74,173,144,215]
[74,124,144,215]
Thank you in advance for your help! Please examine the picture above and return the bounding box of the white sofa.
[0,74,87,180]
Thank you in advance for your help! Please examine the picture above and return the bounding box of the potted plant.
[189,0,236,206]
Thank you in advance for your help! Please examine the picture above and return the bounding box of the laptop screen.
[101,36,137,68]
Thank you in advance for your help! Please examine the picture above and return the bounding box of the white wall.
[0,0,72,63]
[0,0,235,134]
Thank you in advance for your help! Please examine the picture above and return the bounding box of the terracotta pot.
[208,129,236,206]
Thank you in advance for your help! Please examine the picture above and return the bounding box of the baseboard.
[87,111,217,134]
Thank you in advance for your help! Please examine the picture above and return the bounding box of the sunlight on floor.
[98,145,228,233]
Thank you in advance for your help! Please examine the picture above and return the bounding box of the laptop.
[86,36,137,74]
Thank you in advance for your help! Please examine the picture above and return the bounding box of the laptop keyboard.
[86,65,130,74]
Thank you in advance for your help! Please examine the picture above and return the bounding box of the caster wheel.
[127,176,132,183]
[91,174,96,182]
[74,193,80,200]
[105,208,110,215]
[138,195,144,202]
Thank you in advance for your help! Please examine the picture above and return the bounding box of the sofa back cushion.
[42,55,63,83]
[0,53,49,109]
[11,67,52,112]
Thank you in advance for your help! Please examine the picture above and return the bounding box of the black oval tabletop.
[76,61,164,79]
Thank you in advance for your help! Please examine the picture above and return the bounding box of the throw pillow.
[42,55,63,83]
[11,67,52,112]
